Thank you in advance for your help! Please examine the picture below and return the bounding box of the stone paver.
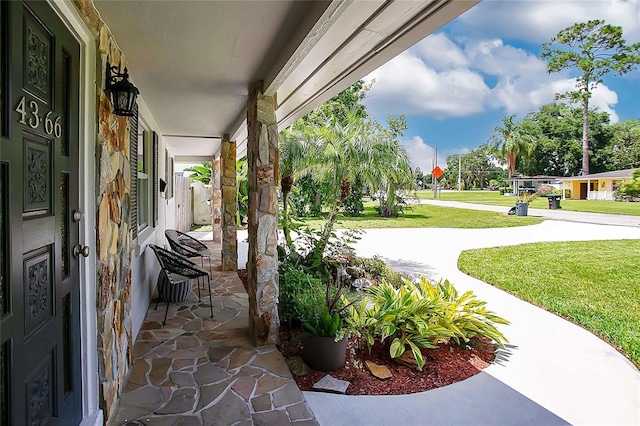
[312,375,350,394]
[155,388,196,414]
[113,240,318,425]
[196,381,230,411]
[201,392,250,425]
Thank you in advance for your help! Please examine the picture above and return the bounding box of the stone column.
[211,155,222,242]
[221,135,237,271]
[247,82,279,346]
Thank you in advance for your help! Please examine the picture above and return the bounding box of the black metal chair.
[165,229,213,293]
[149,244,213,325]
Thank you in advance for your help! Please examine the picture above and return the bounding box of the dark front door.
[580,182,588,199]
[0,1,82,424]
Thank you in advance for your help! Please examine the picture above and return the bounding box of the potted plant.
[515,191,536,216]
[296,276,354,371]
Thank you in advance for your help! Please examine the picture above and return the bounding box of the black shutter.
[170,157,174,199]
[129,103,138,239]
[153,131,159,227]
[164,149,174,199]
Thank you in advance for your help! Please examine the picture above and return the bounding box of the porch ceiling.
[93,0,478,159]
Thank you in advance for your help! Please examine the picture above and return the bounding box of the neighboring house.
[558,169,638,200]
[0,1,478,424]
[506,174,562,194]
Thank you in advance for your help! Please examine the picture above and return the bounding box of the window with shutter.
[129,103,138,240]
[153,132,159,227]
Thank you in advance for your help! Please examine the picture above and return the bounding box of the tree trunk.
[582,98,590,175]
[317,204,338,256]
[281,174,294,250]
[507,152,517,177]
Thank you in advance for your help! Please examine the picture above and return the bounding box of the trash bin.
[547,195,562,210]
[515,202,529,216]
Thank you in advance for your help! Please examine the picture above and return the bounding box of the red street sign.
[432,166,444,179]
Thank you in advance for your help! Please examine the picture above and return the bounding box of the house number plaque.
[15,96,62,138]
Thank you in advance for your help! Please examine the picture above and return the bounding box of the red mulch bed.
[237,269,496,395]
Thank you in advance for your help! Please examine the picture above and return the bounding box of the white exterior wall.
[192,181,213,225]
[128,99,169,342]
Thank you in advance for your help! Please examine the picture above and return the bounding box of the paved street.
[419,198,640,227]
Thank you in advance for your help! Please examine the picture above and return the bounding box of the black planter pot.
[157,273,192,303]
[303,335,348,371]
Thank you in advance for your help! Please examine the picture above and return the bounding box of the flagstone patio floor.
[113,240,318,426]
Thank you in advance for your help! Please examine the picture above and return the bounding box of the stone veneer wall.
[246,83,280,346]
[72,0,134,422]
[211,156,222,242]
[220,136,237,271]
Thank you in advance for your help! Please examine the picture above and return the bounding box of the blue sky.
[363,0,640,172]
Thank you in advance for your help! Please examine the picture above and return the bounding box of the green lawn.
[301,203,543,229]
[416,189,640,216]
[458,240,640,366]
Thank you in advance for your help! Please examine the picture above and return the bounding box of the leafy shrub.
[347,255,409,287]
[536,185,555,196]
[615,170,640,200]
[294,274,354,340]
[499,187,513,195]
[303,308,342,338]
[516,191,537,203]
[351,256,387,280]
[341,188,365,217]
[294,226,362,281]
[290,176,323,217]
[279,225,361,338]
[347,277,509,370]
[279,263,323,326]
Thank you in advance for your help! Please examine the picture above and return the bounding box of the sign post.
[431,166,444,198]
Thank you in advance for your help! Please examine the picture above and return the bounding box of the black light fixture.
[105,62,139,117]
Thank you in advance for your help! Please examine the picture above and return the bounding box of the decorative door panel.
[0,1,82,425]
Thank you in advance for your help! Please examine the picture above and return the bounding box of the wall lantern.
[105,62,139,116]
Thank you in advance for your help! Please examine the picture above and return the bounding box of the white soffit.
[164,136,220,158]
[93,0,478,158]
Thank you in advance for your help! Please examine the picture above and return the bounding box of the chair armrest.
[177,231,207,252]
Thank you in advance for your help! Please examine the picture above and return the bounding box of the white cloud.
[459,0,640,43]
[402,136,448,172]
[413,33,468,70]
[365,32,621,121]
[364,51,490,118]
[491,75,619,121]
[464,39,546,78]
[590,84,620,122]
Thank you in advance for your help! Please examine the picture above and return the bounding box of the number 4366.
[15,96,62,138]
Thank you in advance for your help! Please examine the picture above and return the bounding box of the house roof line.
[557,168,638,181]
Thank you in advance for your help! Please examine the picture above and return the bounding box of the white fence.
[587,190,615,201]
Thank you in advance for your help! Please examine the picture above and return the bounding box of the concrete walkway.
[304,221,640,426]
[419,198,640,227]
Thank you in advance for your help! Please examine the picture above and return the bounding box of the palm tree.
[236,158,248,225]
[306,109,368,252]
[489,114,537,178]
[362,121,413,217]
[278,129,309,248]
